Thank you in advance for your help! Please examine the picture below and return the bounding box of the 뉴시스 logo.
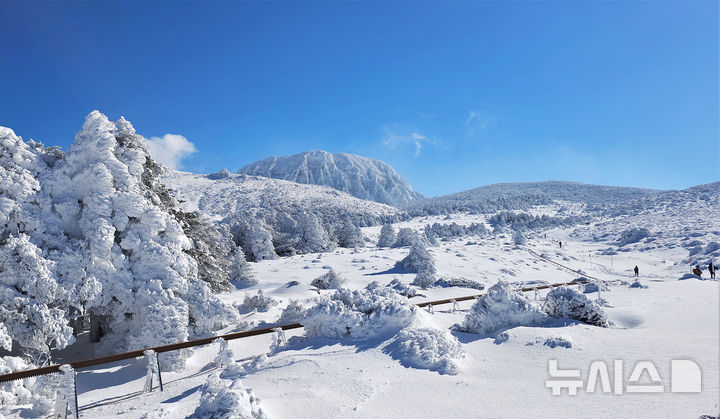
[546,359,702,395]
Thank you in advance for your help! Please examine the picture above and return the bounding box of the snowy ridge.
[405,180,719,216]
[238,150,424,206]
[162,170,403,225]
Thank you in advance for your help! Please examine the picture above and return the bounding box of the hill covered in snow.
[162,170,406,260]
[237,150,424,207]
[404,180,715,216]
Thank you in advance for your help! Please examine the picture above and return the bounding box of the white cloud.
[465,110,491,133]
[146,134,197,170]
[381,125,437,157]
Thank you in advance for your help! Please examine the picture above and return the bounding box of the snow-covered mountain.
[162,170,406,260]
[237,150,424,207]
[405,180,714,215]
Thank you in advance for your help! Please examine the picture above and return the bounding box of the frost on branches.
[454,281,546,334]
[0,112,238,369]
[302,287,417,340]
[310,269,346,290]
[543,287,609,327]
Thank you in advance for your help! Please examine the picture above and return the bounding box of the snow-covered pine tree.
[392,227,422,248]
[336,221,365,248]
[232,217,277,261]
[296,213,334,253]
[43,111,237,368]
[376,224,396,247]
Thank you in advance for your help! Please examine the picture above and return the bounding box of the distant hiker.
[709,262,716,279]
[693,265,702,277]
[559,241,562,248]
[634,266,639,277]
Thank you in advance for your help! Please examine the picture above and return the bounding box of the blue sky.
[1,1,717,197]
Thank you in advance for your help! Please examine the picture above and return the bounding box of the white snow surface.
[1,208,714,419]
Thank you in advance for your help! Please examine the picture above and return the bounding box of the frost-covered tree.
[295,213,334,253]
[176,211,235,292]
[232,217,277,262]
[228,247,255,288]
[399,243,436,276]
[376,224,396,247]
[336,221,365,248]
[41,112,237,368]
[392,228,422,248]
[0,235,73,357]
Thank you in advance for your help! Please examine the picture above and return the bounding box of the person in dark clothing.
[709,262,716,279]
[693,265,702,277]
[559,241,562,248]
[634,266,639,277]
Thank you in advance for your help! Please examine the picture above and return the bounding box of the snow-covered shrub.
[392,227,422,248]
[617,228,651,246]
[302,287,417,340]
[207,168,231,180]
[582,281,608,293]
[424,222,487,240]
[629,281,648,289]
[411,272,437,289]
[434,277,485,290]
[384,278,421,298]
[189,372,266,419]
[241,290,278,313]
[386,327,464,375]
[377,224,397,247]
[704,241,720,254]
[453,281,546,334]
[399,243,436,276]
[0,356,54,416]
[512,229,526,245]
[311,269,345,290]
[276,300,307,324]
[543,287,609,327]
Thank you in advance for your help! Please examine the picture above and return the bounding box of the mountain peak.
[238,150,424,206]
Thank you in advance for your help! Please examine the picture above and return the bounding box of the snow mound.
[189,372,266,419]
[453,281,546,334]
[386,327,464,375]
[544,287,609,327]
[302,287,417,340]
[237,150,424,206]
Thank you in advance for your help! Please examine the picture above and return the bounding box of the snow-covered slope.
[162,170,407,259]
[237,150,424,207]
[162,170,404,225]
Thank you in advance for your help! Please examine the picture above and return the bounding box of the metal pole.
[73,371,80,418]
[156,354,164,392]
